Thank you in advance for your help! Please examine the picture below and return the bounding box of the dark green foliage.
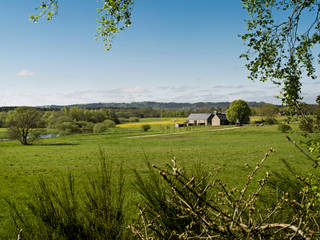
[8,153,127,240]
[278,123,292,133]
[141,124,151,132]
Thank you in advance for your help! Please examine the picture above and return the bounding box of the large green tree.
[6,107,42,145]
[226,100,251,124]
[240,0,320,110]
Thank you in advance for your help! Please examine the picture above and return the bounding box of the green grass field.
[0,124,317,238]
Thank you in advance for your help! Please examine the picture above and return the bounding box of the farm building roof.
[214,113,227,120]
[187,113,213,120]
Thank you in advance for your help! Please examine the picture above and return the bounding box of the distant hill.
[37,101,267,110]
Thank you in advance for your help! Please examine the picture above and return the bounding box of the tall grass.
[7,151,128,240]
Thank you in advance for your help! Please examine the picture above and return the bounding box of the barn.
[186,113,213,126]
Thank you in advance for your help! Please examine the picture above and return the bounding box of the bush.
[278,123,291,133]
[93,122,108,133]
[131,161,211,239]
[103,119,115,128]
[130,153,320,239]
[9,153,127,240]
[93,120,115,133]
[141,124,151,132]
[77,121,95,133]
[56,121,81,135]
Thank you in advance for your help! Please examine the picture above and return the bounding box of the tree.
[226,100,251,125]
[240,0,320,111]
[6,107,42,145]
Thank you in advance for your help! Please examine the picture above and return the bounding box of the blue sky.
[0,0,319,106]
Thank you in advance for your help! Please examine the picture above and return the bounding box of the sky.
[0,0,319,106]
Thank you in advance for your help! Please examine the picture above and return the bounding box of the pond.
[0,133,60,141]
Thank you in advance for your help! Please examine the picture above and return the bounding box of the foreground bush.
[9,152,127,240]
[130,151,320,239]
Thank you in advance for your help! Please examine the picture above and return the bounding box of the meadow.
[0,120,316,238]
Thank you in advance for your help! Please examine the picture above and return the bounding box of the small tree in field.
[226,100,251,125]
[6,107,42,145]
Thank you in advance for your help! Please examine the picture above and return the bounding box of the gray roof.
[187,113,213,121]
[214,113,227,120]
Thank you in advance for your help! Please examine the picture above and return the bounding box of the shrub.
[56,121,81,135]
[103,119,115,128]
[77,121,95,133]
[131,160,211,239]
[9,152,127,240]
[93,120,115,133]
[278,123,291,133]
[141,124,151,132]
[94,122,108,133]
[130,152,320,239]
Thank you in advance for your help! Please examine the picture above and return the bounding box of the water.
[40,133,60,139]
[0,133,60,141]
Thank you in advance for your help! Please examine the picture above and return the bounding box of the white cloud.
[120,86,146,94]
[17,69,35,77]
[1,82,318,107]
